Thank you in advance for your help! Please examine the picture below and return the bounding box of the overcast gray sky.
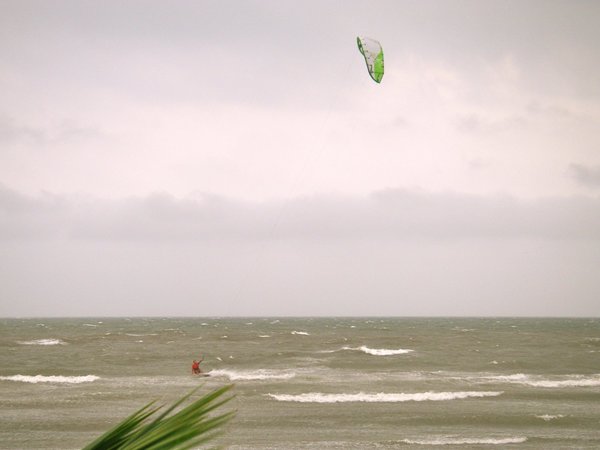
[1,0,599,316]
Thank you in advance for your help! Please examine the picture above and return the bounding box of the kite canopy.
[357,36,384,83]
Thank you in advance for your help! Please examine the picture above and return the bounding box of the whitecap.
[0,375,99,384]
[125,333,158,337]
[83,323,97,327]
[400,437,527,445]
[483,374,529,383]
[344,346,413,356]
[259,335,271,338]
[17,339,65,346]
[266,391,502,403]
[482,373,600,388]
[527,379,600,388]
[291,331,309,336]
[535,414,564,421]
[210,369,295,381]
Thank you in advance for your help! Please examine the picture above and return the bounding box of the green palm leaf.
[83,385,235,450]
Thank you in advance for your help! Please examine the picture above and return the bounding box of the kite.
[357,36,384,83]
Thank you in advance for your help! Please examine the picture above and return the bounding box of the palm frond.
[83,385,235,450]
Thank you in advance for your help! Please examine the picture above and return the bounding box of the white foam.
[291,331,309,335]
[484,373,529,382]
[267,391,502,403]
[210,369,295,381]
[259,335,271,338]
[0,375,99,384]
[83,323,97,327]
[17,339,65,346]
[125,333,158,337]
[527,379,600,388]
[400,437,527,445]
[535,414,564,421]
[483,373,600,388]
[344,346,413,356]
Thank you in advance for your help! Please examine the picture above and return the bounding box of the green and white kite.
[357,36,384,83]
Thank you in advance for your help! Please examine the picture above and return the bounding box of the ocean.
[1,317,599,449]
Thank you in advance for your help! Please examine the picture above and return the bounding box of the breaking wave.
[344,346,413,356]
[0,375,99,384]
[535,414,564,421]
[210,369,296,381]
[125,333,158,337]
[291,331,309,336]
[400,437,527,445]
[17,339,65,346]
[482,373,600,388]
[267,391,502,403]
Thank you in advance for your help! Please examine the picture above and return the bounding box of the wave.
[343,346,413,356]
[125,333,158,337]
[400,437,527,445]
[482,373,600,388]
[535,414,564,421]
[209,369,296,381]
[267,391,502,403]
[17,338,65,346]
[527,379,600,388]
[291,331,309,336]
[0,375,99,384]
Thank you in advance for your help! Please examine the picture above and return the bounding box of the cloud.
[0,116,45,144]
[455,113,528,134]
[569,163,600,188]
[2,184,599,242]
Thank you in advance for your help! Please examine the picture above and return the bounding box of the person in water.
[191,356,204,374]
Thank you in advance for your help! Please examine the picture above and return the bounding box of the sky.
[1,0,599,317]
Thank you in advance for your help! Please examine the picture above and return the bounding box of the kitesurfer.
[192,357,203,374]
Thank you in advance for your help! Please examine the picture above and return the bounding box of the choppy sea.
[1,317,600,449]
